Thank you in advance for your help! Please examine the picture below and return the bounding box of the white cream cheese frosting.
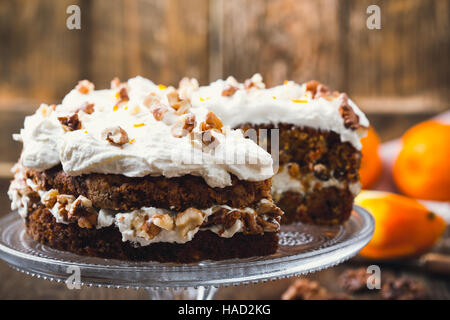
[271,164,362,201]
[14,76,274,188]
[187,74,369,150]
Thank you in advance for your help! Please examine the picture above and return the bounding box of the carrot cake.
[8,76,282,262]
[184,74,369,225]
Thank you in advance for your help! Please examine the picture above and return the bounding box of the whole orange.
[359,126,383,189]
[393,121,450,201]
[356,191,446,259]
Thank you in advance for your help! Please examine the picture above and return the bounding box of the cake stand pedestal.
[0,206,374,300]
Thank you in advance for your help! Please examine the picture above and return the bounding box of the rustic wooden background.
[0,0,449,299]
[0,0,449,112]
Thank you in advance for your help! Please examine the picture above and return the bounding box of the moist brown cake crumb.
[25,206,279,262]
[276,187,353,225]
[239,123,361,183]
[238,123,361,225]
[25,166,273,212]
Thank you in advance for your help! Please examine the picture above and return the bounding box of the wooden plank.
[0,0,83,102]
[89,0,209,88]
[345,0,450,101]
[208,0,224,81]
[0,162,14,178]
[353,94,449,113]
[219,0,450,110]
[0,0,449,111]
[220,0,343,87]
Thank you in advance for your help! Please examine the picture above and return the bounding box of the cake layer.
[10,166,282,246]
[271,163,359,225]
[26,206,279,262]
[239,124,361,182]
[25,165,272,211]
[277,188,354,225]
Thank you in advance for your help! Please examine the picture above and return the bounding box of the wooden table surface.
[0,109,449,299]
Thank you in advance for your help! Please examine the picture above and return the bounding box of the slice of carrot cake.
[184,74,369,225]
[8,76,282,262]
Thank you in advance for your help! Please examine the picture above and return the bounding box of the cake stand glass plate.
[0,205,374,300]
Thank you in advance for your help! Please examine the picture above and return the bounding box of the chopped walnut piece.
[381,277,428,300]
[178,77,199,99]
[223,210,243,229]
[244,79,255,90]
[184,113,197,133]
[175,99,192,115]
[103,126,129,146]
[41,189,59,208]
[286,163,300,178]
[175,208,205,238]
[282,280,332,300]
[305,80,320,97]
[68,196,98,229]
[338,267,371,293]
[76,102,95,114]
[313,163,330,181]
[143,93,160,108]
[201,130,219,149]
[241,212,263,235]
[171,113,196,138]
[305,80,331,98]
[315,84,331,99]
[151,105,168,121]
[222,84,238,97]
[118,87,129,103]
[76,80,95,94]
[203,208,239,229]
[77,217,96,229]
[167,91,182,109]
[58,113,82,131]
[152,214,175,231]
[256,216,279,232]
[142,222,162,239]
[188,131,203,149]
[338,93,360,130]
[257,199,283,218]
[201,111,223,133]
[244,73,265,90]
[110,77,121,89]
[56,194,76,221]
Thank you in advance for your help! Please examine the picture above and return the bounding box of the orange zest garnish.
[291,99,308,103]
[272,96,277,99]
[133,123,146,128]
[158,84,167,90]
[113,105,119,111]
[129,138,136,144]
[284,80,289,85]
[115,92,120,99]
[200,97,205,102]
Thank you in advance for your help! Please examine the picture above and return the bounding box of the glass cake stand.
[0,206,374,300]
